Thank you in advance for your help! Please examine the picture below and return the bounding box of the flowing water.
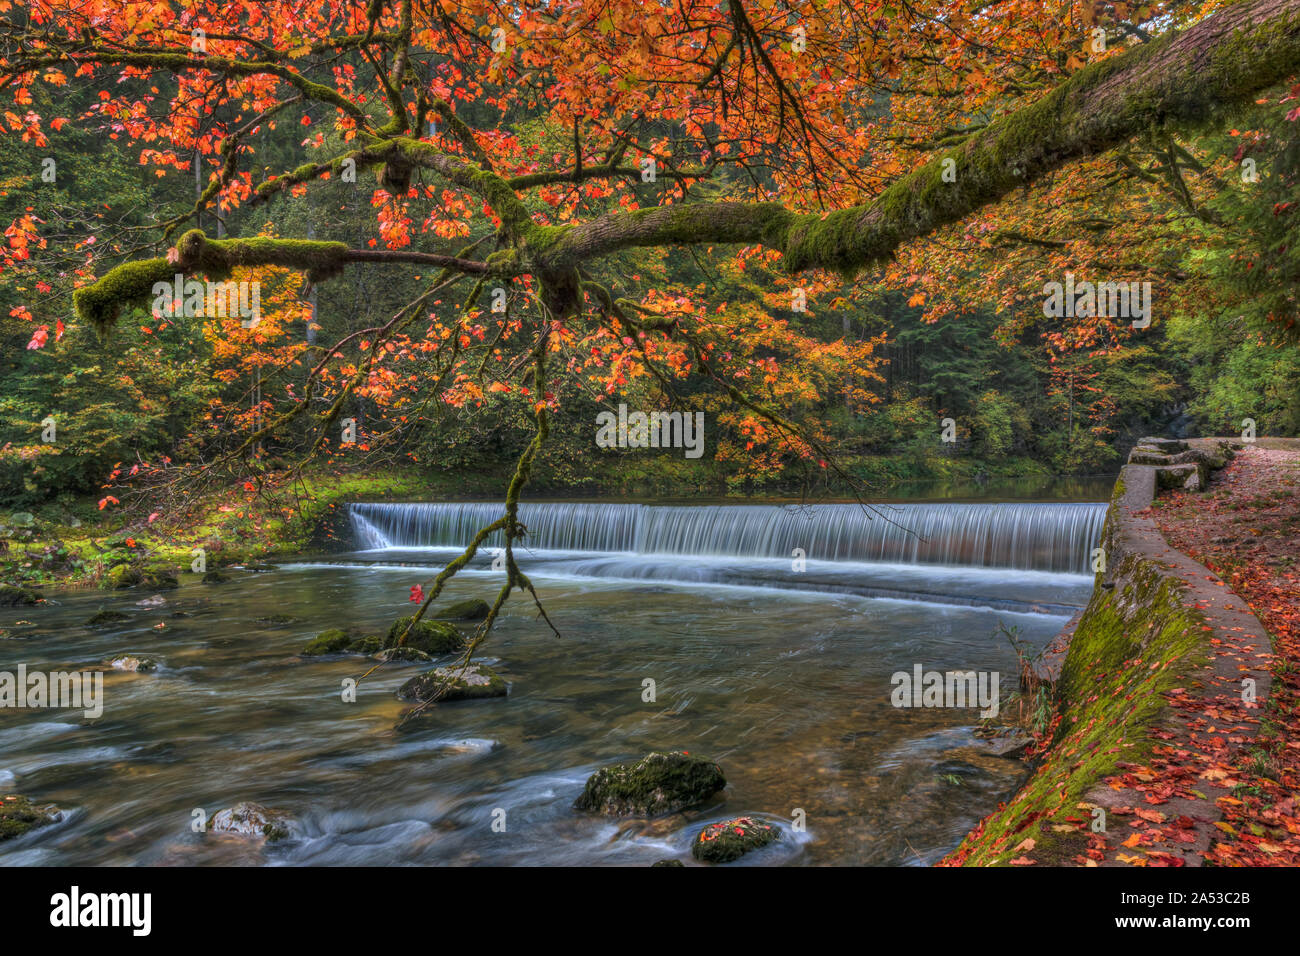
[1,497,1105,866]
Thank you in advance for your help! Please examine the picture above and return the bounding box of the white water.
[349,501,1106,574]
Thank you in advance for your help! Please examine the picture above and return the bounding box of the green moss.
[301,628,353,656]
[101,564,142,589]
[951,535,1206,866]
[74,231,351,336]
[573,751,726,816]
[73,257,179,336]
[0,585,42,606]
[433,598,490,621]
[385,616,465,654]
[0,795,62,842]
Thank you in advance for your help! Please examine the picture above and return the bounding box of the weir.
[348,501,1106,573]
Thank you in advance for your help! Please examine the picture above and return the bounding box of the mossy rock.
[0,585,42,607]
[201,570,231,584]
[142,565,180,590]
[0,794,63,842]
[691,816,780,863]
[434,598,490,621]
[351,634,385,654]
[385,616,465,655]
[102,565,143,589]
[301,629,353,656]
[244,563,279,572]
[206,802,294,843]
[574,751,726,816]
[651,859,685,867]
[398,662,507,703]
[86,609,132,628]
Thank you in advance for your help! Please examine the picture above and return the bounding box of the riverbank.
[945,438,1299,867]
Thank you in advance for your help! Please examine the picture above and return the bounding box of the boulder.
[573,751,726,816]
[7,512,36,528]
[86,609,133,627]
[434,598,491,621]
[0,585,42,607]
[206,802,294,842]
[691,816,780,863]
[0,794,63,842]
[385,616,465,655]
[398,662,507,703]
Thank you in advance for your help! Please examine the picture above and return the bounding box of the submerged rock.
[206,802,294,842]
[574,751,726,817]
[651,859,685,867]
[434,598,491,621]
[243,563,279,572]
[385,616,465,655]
[372,646,432,664]
[109,655,158,673]
[0,794,63,842]
[691,816,779,863]
[86,609,133,628]
[136,594,167,608]
[201,570,231,584]
[0,585,42,607]
[398,662,507,703]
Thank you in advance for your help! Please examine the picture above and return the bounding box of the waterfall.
[348,501,1106,573]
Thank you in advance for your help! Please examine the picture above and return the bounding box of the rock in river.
[574,751,726,816]
[85,609,132,627]
[0,585,42,607]
[433,598,491,621]
[0,794,63,842]
[385,616,466,655]
[398,662,507,703]
[108,655,158,673]
[691,816,780,863]
[207,802,294,842]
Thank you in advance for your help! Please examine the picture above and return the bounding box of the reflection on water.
[0,551,1093,866]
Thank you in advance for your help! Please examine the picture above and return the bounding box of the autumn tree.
[2,0,1298,648]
